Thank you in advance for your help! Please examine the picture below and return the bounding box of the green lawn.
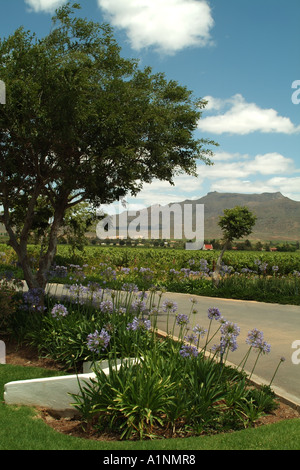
[1,364,300,450]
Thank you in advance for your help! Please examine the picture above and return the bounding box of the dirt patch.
[4,339,65,371]
[4,341,300,442]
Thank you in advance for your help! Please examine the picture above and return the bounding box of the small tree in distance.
[212,206,257,286]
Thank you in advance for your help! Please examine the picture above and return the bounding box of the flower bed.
[3,277,287,440]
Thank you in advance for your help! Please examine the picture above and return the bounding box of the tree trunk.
[36,199,67,291]
[4,194,67,295]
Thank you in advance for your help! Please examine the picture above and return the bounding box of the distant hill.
[187,191,300,242]
[109,192,300,242]
[2,193,299,243]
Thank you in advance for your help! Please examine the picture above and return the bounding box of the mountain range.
[187,191,300,241]
[1,192,298,243]
[111,191,300,242]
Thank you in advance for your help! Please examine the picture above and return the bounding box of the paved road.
[46,284,300,407]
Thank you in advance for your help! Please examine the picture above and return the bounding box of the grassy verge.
[1,364,299,450]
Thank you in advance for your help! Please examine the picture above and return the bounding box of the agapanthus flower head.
[22,288,46,312]
[121,283,139,293]
[258,262,268,272]
[169,269,180,276]
[117,307,127,315]
[51,304,68,319]
[179,344,199,358]
[138,291,148,300]
[176,313,189,326]
[162,300,178,313]
[121,267,131,275]
[101,266,117,281]
[99,300,114,314]
[87,281,102,293]
[87,328,111,353]
[139,267,152,273]
[256,340,271,355]
[220,335,238,353]
[184,333,198,344]
[131,299,147,313]
[207,307,222,321]
[48,265,68,280]
[220,321,240,338]
[193,324,207,338]
[67,283,88,304]
[246,328,271,354]
[246,328,264,348]
[127,316,151,331]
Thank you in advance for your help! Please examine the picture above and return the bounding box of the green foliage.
[71,343,279,440]
[0,276,23,333]
[2,364,300,450]
[2,267,286,441]
[0,2,216,291]
[218,206,257,242]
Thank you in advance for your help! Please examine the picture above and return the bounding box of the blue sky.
[1,0,299,215]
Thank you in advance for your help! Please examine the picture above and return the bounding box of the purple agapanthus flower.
[87,329,111,354]
[131,299,147,313]
[51,304,68,319]
[127,316,151,331]
[179,344,199,358]
[193,324,207,338]
[22,288,46,312]
[246,328,264,348]
[121,267,131,275]
[220,335,238,353]
[121,283,139,293]
[246,328,271,354]
[162,300,178,313]
[220,321,240,338]
[256,340,271,355]
[99,300,114,314]
[207,307,222,321]
[176,313,189,326]
[184,333,198,344]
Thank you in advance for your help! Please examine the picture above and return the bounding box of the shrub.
[0,274,23,333]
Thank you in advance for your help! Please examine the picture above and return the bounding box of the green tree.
[213,206,256,286]
[0,3,216,292]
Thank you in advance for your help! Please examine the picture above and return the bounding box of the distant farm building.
[203,244,213,250]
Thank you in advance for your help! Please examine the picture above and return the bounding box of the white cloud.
[25,0,67,13]
[196,152,295,180]
[97,0,214,54]
[210,151,249,162]
[211,176,300,201]
[105,151,298,211]
[247,153,294,175]
[199,94,300,135]
[200,152,300,201]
